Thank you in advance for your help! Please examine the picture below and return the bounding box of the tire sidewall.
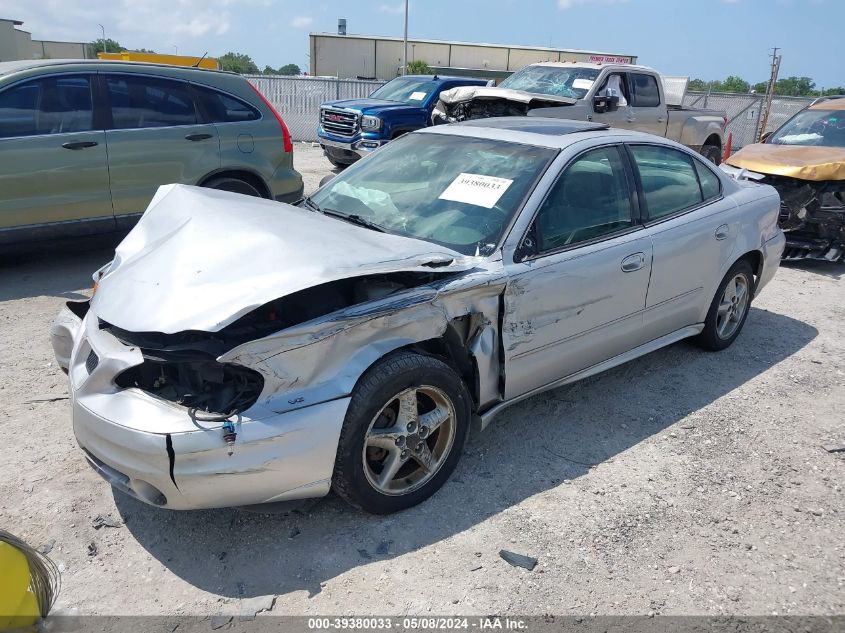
[205,177,262,197]
[701,260,754,350]
[701,145,722,166]
[334,354,471,514]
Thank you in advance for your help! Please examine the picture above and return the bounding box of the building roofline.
[309,32,635,59]
[0,17,24,25]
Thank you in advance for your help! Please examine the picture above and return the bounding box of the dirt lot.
[1,145,843,617]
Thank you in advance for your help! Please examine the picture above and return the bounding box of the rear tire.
[203,176,263,197]
[332,351,471,514]
[694,259,754,351]
[700,144,722,165]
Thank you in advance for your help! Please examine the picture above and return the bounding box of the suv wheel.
[203,176,263,197]
[332,351,471,514]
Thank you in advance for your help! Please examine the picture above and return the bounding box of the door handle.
[621,252,645,273]
[185,133,213,142]
[657,116,666,123]
[715,224,730,240]
[62,141,98,150]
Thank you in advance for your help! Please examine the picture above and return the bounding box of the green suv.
[0,59,303,245]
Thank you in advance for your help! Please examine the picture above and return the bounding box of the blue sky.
[3,0,841,87]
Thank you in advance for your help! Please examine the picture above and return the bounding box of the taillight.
[248,81,293,153]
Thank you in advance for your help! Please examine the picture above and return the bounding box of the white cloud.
[290,15,314,29]
[378,2,407,13]
[558,0,629,8]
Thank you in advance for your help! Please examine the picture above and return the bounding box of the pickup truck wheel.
[694,260,754,351]
[700,145,722,165]
[203,176,262,197]
[332,351,471,514]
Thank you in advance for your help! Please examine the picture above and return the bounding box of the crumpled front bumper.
[50,305,349,510]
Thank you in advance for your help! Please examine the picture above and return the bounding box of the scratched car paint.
[51,118,785,514]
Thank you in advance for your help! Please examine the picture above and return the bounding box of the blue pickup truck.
[317,74,488,167]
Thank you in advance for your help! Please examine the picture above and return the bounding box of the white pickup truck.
[433,62,728,164]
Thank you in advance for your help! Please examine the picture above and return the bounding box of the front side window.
[193,84,260,123]
[106,75,197,129]
[499,66,601,99]
[533,146,634,252]
[629,73,661,108]
[631,145,703,220]
[308,133,556,256]
[0,75,93,138]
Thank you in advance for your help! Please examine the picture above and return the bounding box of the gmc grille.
[320,108,359,137]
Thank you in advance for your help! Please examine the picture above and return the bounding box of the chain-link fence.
[245,75,384,142]
[247,76,815,146]
[683,91,813,149]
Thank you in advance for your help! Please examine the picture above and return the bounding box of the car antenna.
[192,52,209,68]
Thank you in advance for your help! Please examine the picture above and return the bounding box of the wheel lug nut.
[419,426,429,438]
[395,436,405,447]
[406,423,415,432]
[400,449,409,459]
[415,444,423,453]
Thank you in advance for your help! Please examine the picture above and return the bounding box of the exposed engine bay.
[104,272,448,417]
[432,86,575,125]
[761,175,845,261]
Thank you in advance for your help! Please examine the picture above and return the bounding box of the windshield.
[768,109,845,147]
[307,133,557,256]
[369,77,439,104]
[499,66,600,99]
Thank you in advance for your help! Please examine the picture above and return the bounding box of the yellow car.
[725,96,845,261]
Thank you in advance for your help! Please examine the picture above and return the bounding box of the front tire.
[694,259,754,351]
[332,351,471,514]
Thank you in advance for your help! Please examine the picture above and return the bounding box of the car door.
[626,72,666,136]
[628,143,737,340]
[0,73,112,235]
[502,144,653,400]
[102,73,220,224]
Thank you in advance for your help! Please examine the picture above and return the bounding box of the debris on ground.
[86,542,97,557]
[822,443,845,453]
[499,549,537,571]
[91,514,122,529]
[238,595,276,621]
[37,539,55,555]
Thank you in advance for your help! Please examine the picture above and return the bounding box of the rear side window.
[694,159,722,200]
[629,73,661,108]
[106,75,197,129]
[193,84,260,123]
[0,75,93,138]
[631,145,703,220]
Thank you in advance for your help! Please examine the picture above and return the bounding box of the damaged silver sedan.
[52,118,785,513]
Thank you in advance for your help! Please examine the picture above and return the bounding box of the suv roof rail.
[810,95,845,106]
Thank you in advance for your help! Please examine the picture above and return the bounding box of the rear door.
[102,73,220,223]
[0,73,112,234]
[626,72,666,136]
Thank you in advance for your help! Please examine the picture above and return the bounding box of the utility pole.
[757,47,781,142]
[98,24,107,53]
[402,0,409,75]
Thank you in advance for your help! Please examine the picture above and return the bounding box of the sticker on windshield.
[572,78,594,90]
[409,91,427,101]
[438,173,513,208]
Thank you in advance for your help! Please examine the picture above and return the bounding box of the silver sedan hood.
[91,184,475,334]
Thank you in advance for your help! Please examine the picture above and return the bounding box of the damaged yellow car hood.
[726,143,845,181]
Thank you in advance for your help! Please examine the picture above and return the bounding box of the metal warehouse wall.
[310,33,636,80]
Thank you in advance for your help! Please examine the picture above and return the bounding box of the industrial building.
[309,30,636,81]
[0,18,93,63]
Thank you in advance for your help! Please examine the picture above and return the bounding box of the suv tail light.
[248,81,293,153]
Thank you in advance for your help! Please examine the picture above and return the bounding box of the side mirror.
[593,94,619,114]
[760,131,773,143]
[319,174,336,188]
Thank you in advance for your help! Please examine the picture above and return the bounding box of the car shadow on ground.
[0,238,119,303]
[114,305,817,600]
[780,259,845,280]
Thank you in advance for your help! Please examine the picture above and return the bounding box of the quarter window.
[0,75,93,138]
[106,75,197,129]
[533,146,634,252]
[630,73,661,108]
[694,158,722,200]
[631,145,703,220]
[193,84,260,123]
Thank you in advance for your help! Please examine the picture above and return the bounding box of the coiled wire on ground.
[0,528,60,617]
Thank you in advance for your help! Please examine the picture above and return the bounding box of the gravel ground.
[1,145,843,617]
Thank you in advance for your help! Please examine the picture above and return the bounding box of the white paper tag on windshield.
[572,78,594,90]
[409,91,427,101]
[438,173,513,209]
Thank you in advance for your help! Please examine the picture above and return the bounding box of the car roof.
[420,116,660,149]
[0,58,234,77]
[526,61,658,73]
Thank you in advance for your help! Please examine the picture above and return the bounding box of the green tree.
[822,86,845,96]
[775,76,816,96]
[277,63,301,76]
[218,52,259,74]
[688,78,708,91]
[406,60,432,74]
[752,81,768,93]
[90,38,125,55]
[720,75,750,93]
[262,65,278,75]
